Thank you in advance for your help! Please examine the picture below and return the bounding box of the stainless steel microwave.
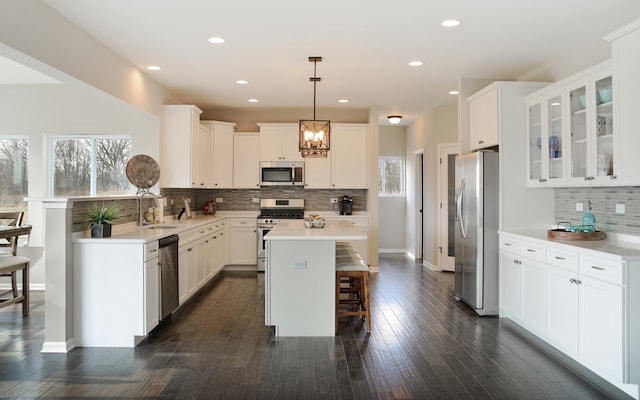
[260,161,304,187]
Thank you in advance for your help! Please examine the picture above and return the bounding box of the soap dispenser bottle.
[582,200,596,232]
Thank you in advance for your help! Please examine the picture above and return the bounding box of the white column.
[41,199,75,353]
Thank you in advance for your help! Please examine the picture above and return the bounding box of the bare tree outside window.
[378,157,404,196]
[52,136,132,197]
[0,137,28,211]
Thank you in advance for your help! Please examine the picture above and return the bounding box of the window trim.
[378,156,405,197]
[48,134,132,197]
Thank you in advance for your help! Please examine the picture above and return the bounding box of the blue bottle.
[582,200,596,232]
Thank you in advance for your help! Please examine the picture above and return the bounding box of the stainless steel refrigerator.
[454,151,499,316]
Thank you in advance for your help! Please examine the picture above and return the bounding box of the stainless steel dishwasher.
[158,234,179,320]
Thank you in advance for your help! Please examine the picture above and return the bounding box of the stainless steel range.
[257,199,304,272]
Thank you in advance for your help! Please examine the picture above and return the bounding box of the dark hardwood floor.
[0,254,626,399]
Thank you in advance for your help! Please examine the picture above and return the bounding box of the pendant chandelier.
[299,56,330,158]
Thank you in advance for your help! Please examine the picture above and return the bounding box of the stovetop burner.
[258,199,304,224]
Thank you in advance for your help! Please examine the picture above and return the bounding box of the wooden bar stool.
[0,255,30,315]
[336,252,371,333]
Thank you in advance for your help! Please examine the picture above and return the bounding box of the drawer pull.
[526,248,536,253]
[591,265,605,271]
[554,256,565,260]
[149,249,158,253]
[504,243,512,246]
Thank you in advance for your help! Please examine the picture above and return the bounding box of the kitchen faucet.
[138,189,160,226]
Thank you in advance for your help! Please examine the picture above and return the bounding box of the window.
[378,157,404,196]
[50,136,132,197]
[0,136,28,210]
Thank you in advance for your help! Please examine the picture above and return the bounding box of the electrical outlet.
[616,203,626,214]
[170,198,174,205]
[252,198,260,203]
[576,202,584,212]
[293,260,307,270]
[330,198,338,204]
[216,198,223,203]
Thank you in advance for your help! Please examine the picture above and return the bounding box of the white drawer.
[229,218,256,227]
[520,241,546,263]
[179,227,202,246]
[579,255,623,286]
[546,246,579,273]
[499,236,521,253]
[144,241,159,261]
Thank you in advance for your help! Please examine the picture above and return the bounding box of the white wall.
[0,84,160,287]
[405,104,458,267]
[378,126,406,252]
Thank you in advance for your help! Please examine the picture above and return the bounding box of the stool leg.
[363,272,371,333]
[22,263,29,316]
[335,273,341,334]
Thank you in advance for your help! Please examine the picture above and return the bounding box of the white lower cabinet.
[579,274,623,382]
[500,232,636,398]
[545,265,579,357]
[499,251,521,320]
[144,256,160,335]
[229,218,257,265]
[519,258,546,337]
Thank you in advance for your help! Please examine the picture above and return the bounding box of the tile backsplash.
[162,187,367,215]
[555,187,640,236]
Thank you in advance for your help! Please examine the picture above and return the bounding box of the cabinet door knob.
[610,175,617,180]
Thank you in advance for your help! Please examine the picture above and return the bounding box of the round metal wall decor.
[126,154,160,189]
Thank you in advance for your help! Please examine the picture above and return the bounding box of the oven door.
[257,225,272,271]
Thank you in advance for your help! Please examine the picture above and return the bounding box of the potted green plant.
[87,202,120,238]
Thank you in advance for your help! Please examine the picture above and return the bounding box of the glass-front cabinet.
[526,89,565,187]
[566,68,615,185]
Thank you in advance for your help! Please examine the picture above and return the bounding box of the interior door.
[438,143,459,271]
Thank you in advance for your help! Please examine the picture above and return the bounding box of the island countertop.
[264,219,367,241]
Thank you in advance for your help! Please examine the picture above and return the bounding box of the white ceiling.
[35,0,640,125]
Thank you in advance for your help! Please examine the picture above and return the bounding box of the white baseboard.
[378,248,408,254]
[0,283,45,291]
[41,339,75,353]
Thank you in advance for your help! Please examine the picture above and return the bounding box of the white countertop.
[265,219,367,241]
[73,211,258,244]
[501,229,640,261]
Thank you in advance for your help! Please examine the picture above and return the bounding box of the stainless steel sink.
[146,225,180,230]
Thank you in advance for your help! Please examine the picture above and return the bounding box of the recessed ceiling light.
[338,99,349,103]
[147,65,161,71]
[248,98,259,103]
[236,80,248,85]
[441,19,461,27]
[449,90,459,95]
[408,61,423,67]
[208,36,225,44]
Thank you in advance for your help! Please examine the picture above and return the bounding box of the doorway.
[437,143,459,271]
[414,150,424,260]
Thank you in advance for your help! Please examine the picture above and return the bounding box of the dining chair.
[0,211,25,299]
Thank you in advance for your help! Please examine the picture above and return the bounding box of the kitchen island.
[264,219,367,336]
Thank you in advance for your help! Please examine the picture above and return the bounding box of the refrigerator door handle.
[456,178,466,239]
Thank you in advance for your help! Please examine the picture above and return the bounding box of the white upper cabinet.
[330,124,369,189]
[566,66,615,186]
[160,105,203,188]
[468,86,499,150]
[526,88,566,187]
[523,58,640,187]
[233,133,260,188]
[256,123,369,189]
[201,120,236,189]
[258,123,303,162]
[605,19,640,186]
